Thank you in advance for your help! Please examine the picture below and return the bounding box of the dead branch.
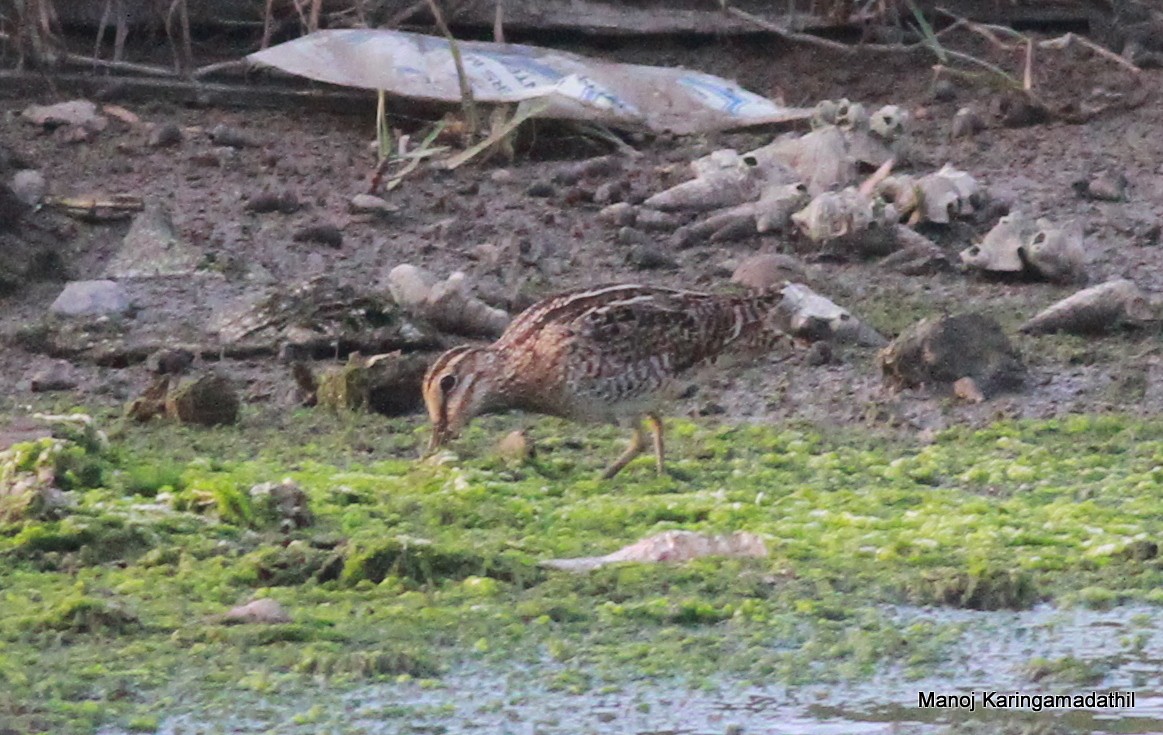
[722,3,967,55]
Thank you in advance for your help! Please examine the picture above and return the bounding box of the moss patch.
[1,409,1163,733]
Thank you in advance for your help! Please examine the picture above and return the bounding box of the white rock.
[10,170,46,206]
[49,280,131,317]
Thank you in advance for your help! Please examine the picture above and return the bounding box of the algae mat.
[3,409,1163,733]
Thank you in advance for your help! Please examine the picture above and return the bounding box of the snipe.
[422,284,785,478]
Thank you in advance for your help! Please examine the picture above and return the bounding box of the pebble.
[627,244,678,270]
[208,123,261,148]
[245,190,300,214]
[805,341,833,366]
[147,347,195,375]
[731,253,808,291]
[293,223,344,248]
[525,181,555,198]
[616,226,650,246]
[349,193,398,217]
[950,106,984,139]
[29,361,78,393]
[148,122,183,147]
[931,79,957,102]
[599,202,637,227]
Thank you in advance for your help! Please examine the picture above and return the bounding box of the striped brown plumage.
[422,283,785,478]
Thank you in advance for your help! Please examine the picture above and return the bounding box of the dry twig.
[425,0,479,139]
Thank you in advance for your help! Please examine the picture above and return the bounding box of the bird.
[421,283,787,479]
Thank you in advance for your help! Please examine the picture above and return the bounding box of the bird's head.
[422,345,499,455]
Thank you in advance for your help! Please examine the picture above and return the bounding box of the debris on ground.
[776,283,885,346]
[217,598,291,625]
[214,276,438,359]
[880,313,1026,397]
[876,164,982,225]
[1019,279,1157,335]
[960,211,1087,284]
[248,29,811,135]
[541,530,767,572]
[385,264,510,338]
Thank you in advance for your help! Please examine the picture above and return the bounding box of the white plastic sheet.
[248,29,811,134]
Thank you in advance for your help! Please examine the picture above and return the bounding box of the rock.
[525,181,555,198]
[593,180,628,205]
[147,122,183,147]
[541,531,767,572]
[1072,171,1128,202]
[731,253,808,291]
[21,99,105,129]
[386,265,510,338]
[146,347,195,375]
[950,106,984,139]
[10,169,46,206]
[165,372,240,426]
[626,244,678,270]
[597,202,636,227]
[961,212,1086,285]
[0,183,30,232]
[931,79,957,102]
[635,208,686,231]
[315,350,433,416]
[349,193,398,217]
[805,341,833,366]
[219,598,290,625]
[551,155,623,185]
[208,123,260,148]
[879,313,1026,396]
[490,168,514,184]
[250,478,313,529]
[245,190,300,214]
[49,280,131,317]
[777,282,885,346]
[616,226,650,246]
[0,436,78,522]
[953,376,985,403]
[1019,279,1156,335]
[293,223,343,249]
[29,360,78,392]
[105,200,200,278]
[995,91,1050,128]
[879,227,951,275]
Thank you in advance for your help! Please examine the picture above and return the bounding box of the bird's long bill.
[424,420,451,457]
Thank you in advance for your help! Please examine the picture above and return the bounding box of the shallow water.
[103,603,1163,735]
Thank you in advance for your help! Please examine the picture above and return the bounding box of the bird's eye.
[439,374,457,393]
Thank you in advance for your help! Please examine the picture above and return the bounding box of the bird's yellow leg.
[645,412,665,476]
[601,420,647,479]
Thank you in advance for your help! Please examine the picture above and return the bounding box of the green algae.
[2,409,1163,732]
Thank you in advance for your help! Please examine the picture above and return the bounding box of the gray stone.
[105,200,200,278]
[49,280,131,317]
[10,169,46,206]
